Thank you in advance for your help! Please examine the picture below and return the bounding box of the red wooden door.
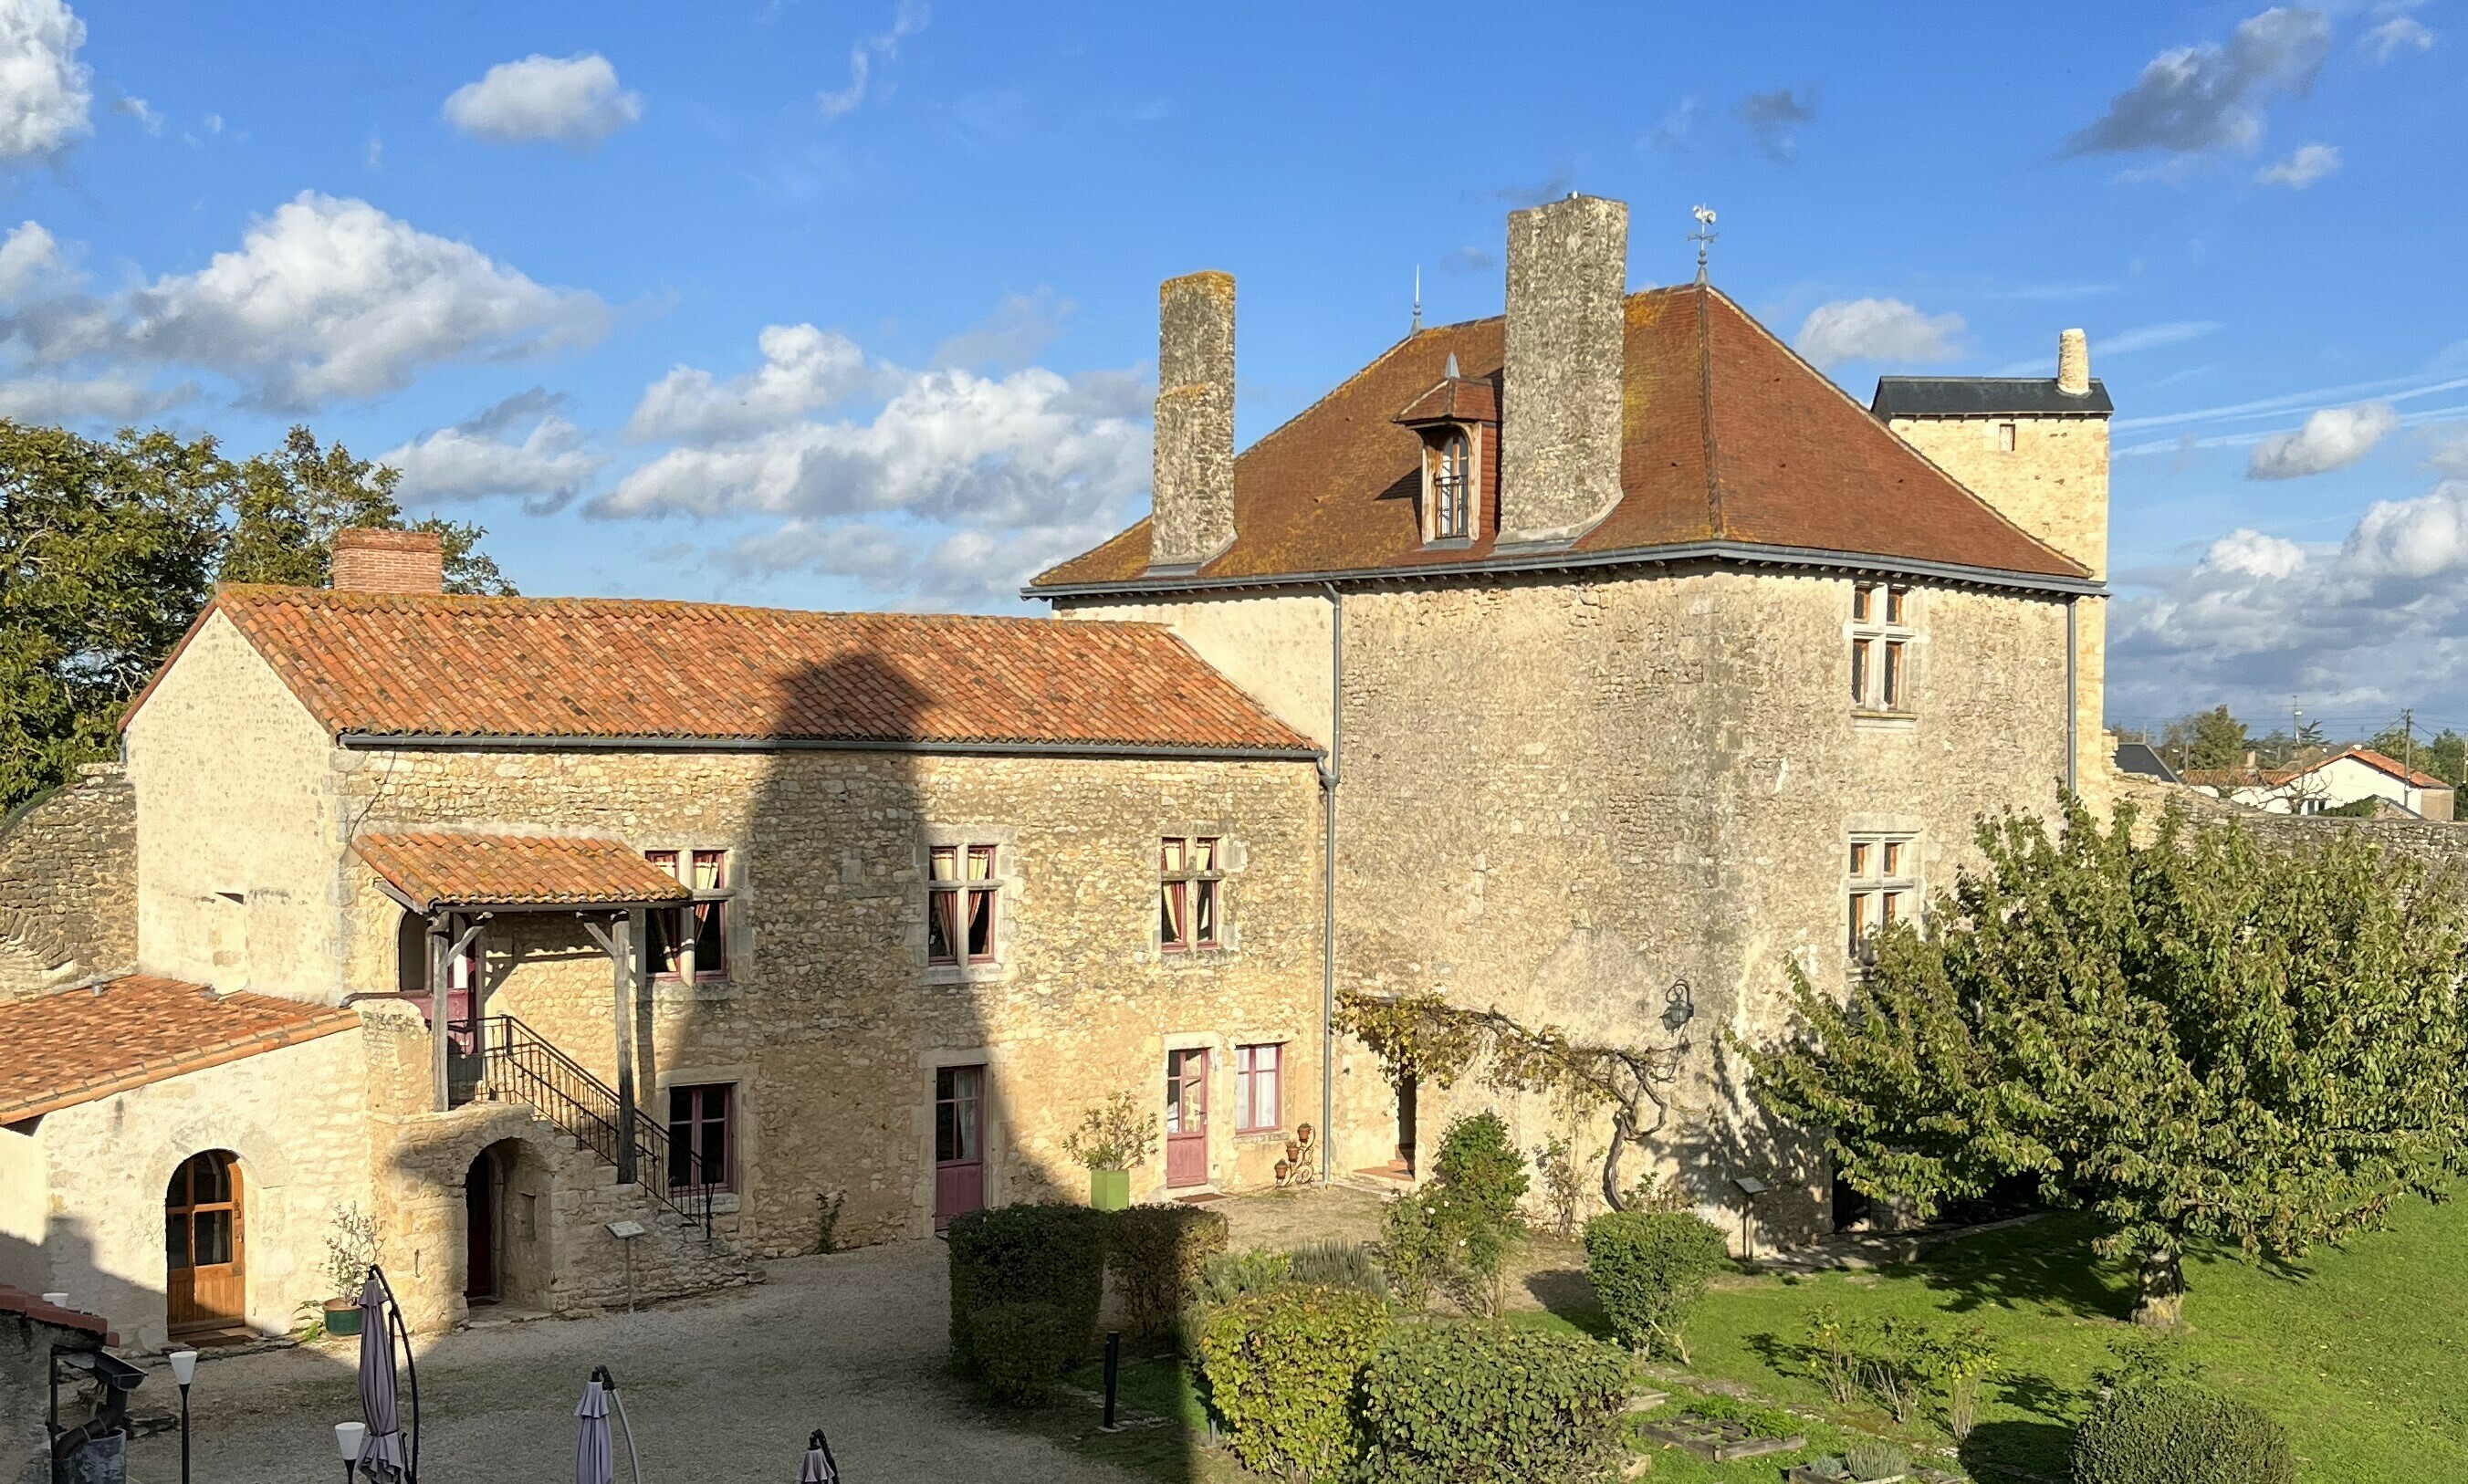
[1166,1049,1209,1187]
[165,1151,246,1333]
[934,1065,985,1229]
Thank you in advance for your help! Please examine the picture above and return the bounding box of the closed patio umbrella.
[797,1428,839,1482]
[354,1274,408,1480]
[574,1378,614,1484]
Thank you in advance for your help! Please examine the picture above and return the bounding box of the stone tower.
[1872,330,2112,798]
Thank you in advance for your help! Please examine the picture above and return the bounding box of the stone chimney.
[1148,271,1237,572]
[331,528,444,594]
[1499,194,1628,548]
[2056,328,2090,397]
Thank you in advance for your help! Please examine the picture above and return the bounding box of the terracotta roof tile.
[1033,285,2089,591]
[354,832,695,912]
[2334,747,2452,791]
[0,975,358,1124]
[0,1283,116,1343]
[129,589,1316,755]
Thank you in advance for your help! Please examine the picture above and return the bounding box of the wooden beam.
[612,912,637,1187]
[428,919,451,1113]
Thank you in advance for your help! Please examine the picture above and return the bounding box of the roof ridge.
[216,583,1186,634]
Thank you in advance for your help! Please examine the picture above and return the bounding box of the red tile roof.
[0,1283,116,1343]
[128,587,1316,755]
[0,976,358,1124]
[1032,285,2089,592]
[2332,747,2452,791]
[354,832,695,912]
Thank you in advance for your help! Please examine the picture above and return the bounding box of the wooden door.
[1166,1049,1209,1187]
[165,1151,245,1333]
[934,1065,985,1229]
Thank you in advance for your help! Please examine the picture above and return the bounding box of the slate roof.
[126,587,1317,756]
[1871,377,2116,418]
[352,833,696,913]
[2112,741,2181,785]
[1032,284,2090,595]
[0,976,358,1124]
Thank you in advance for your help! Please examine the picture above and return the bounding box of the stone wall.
[326,746,1326,1253]
[0,763,136,1002]
[3,1299,108,1484]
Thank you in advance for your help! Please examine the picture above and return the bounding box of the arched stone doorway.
[463,1138,549,1310]
[165,1150,246,1337]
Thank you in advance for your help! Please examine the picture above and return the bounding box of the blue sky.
[2,2,2462,736]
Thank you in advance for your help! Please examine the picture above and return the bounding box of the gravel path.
[121,1239,1141,1484]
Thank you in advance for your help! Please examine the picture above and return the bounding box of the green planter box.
[1090,1169,1131,1211]
[323,1301,363,1337]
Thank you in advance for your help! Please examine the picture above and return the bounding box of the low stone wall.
[0,763,137,1001]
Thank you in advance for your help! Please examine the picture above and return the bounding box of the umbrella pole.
[371,1265,419,1484]
[603,1367,643,1484]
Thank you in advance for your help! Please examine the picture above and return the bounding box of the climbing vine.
[1335,982,1696,1210]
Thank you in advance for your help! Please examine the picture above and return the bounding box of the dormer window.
[1432,432,1471,539]
[1393,351,1498,549]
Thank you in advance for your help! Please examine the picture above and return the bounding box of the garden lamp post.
[336,1420,367,1484]
[167,1349,198,1484]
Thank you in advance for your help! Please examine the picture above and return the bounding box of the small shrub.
[1843,1440,1909,1481]
[1357,1321,1629,1484]
[1197,1247,1292,1304]
[1919,1321,1997,1441]
[946,1203,1106,1370]
[1375,1188,1455,1312]
[2070,1382,2295,1484]
[1196,1284,1389,1479]
[1286,1238,1387,1300]
[1679,1391,1799,1440]
[970,1301,1071,1406]
[1803,1303,1858,1406]
[1107,1204,1228,1344]
[1062,1090,1158,1172]
[1533,1134,1586,1237]
[1850,1315,1929,1426]
[1583,1209,1728,1362]
[320,1202,380,1301]
[1433,1112,1529,1228]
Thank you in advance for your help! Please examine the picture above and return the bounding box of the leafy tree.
[2367,724,2467,788]
[2160,705,2250,771]
[1744,796,2468,1326]
[0,420,514,811]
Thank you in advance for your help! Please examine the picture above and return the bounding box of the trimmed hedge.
[1107,1203,1229,1343]
[1584,1208,1730,1358]
[2071,1383,2295,1484]
[1196,1284,1390,1479]
[946,1203,1106,1370]
[1357,1321,1630,1484]
[970,1301,1072,1406]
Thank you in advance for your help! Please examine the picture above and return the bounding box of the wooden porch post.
[429,917,452,1113]
[612,910,638,1186]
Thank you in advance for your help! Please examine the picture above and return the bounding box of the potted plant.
[1062,1091,1157,1211]
[318,1203,381,1338]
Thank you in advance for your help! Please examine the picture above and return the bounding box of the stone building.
[3,544,1323,1347]
[1033,193,2113,1235]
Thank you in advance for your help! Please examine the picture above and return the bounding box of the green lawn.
[1522,1187,2468,1482]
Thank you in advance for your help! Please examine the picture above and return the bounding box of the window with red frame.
[1235,1042,1282,1133]
[1159,837,1223,952]
[927,844,998,966]
[666,1082,732,1193]
[644,849,733,981]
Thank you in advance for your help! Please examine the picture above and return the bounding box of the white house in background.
[2191,747,2455,820]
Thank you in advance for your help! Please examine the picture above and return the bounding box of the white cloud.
[2430,425,2468,476]
[2064,7,2329,159]
[444,53,643,150]
[0,371,187,422]
[625,323,872,443]
[931,287,1072,371]
[2245,401,2400,478]
[110,94,158,134]
[0,0,89,157]
[2364,15,2435,60]
[818,0,928,120]
[2255,141,2340,186]
[382,389,605,507]
[0,218,59,298]
[2099,320,2222,356]
[596,318,1146,609]
[2110,481,2468,719]
[5,193,609,410]
[1794,298,1964,369]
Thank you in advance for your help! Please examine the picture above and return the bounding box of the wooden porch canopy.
[350,831,685,1184]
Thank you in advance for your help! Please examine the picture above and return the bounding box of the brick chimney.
[2056,328,2091,397]
[330,528,444,594]
[1499,193,1628,548]
[1148,271,1237,572]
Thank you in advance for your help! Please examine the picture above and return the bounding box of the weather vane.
[1689,205,1718,285]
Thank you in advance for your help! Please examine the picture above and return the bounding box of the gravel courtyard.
[121,1238,1141,1484]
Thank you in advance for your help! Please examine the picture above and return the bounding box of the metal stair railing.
[476,1015,716,1236]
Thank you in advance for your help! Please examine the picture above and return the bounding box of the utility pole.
[2403,708,2417,808]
